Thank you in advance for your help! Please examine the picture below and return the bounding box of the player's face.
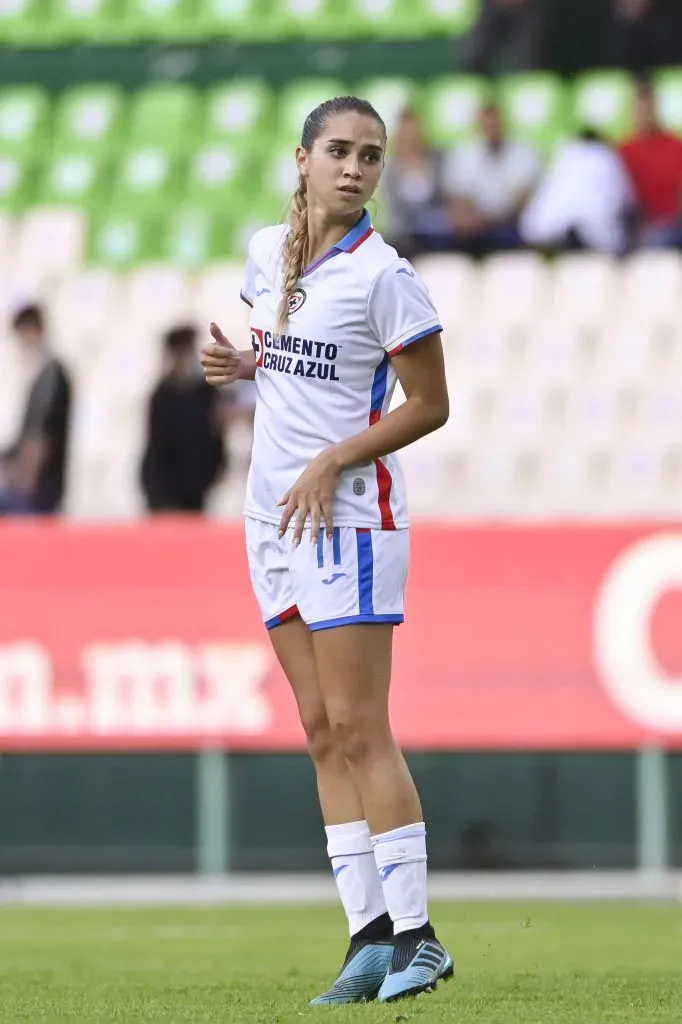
[298,112,385,216]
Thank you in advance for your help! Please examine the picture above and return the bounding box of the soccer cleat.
[377,933,454,1003]
[309,937,394,1005]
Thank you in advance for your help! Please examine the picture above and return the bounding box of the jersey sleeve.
[240,247,257,308]
[367,260,443,356]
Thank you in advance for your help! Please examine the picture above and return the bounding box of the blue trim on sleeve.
[390,323,443,356]
[356,530,374,615]
[308,614,404,632]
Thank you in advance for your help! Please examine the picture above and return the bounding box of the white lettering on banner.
[83,642,272,735]
[594,533,682,733]
[0,641,272,737]
[0,642,51,732]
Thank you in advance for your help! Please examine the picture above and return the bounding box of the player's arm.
[330,333,449,472]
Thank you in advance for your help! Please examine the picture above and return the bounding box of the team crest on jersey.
[353,478,366,496]
[288,288,307,315]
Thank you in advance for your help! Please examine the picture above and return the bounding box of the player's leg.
[267,617,393,1005]
[246,519,391,1002]
[311,621,453,1001]
[295,528,453,1001]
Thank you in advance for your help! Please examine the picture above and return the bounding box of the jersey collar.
[302,209,373,277]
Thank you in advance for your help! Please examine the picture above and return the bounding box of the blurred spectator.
[610,0,682,73]
[382,106,451,259]
[620,80,682,249]
[442,103,540,256]
[461,0,547,74]
[520,129,635,255]
[140,325,227,513]
[0,304,71,516]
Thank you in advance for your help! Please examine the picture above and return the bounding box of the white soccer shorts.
[245,517,409,631]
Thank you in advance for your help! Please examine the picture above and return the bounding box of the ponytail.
[276,176,309,335]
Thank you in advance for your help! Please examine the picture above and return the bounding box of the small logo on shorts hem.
[353,478,366,496]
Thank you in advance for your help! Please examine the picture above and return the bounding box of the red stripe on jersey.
[368,374,396,530]
[279,604,299,624]
[346,226,374,253]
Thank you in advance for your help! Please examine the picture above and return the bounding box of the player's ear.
[295,145,309,178]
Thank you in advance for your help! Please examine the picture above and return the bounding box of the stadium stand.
[1,5,681,523]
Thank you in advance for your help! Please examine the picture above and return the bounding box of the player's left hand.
[277,450,341,546]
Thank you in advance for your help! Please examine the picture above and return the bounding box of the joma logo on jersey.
[287,288,307,314]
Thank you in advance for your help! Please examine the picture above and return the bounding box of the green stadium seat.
[271,0,349,40]
[498,73,569,155]
[232,202,286,257]
[422,75,492,147]
[87,211,161,268]
[52,85,124,156]
[350,0,419,39]
[277,79,348,143]
[655,69,682,136]
[197,0,276,41]
[124,0,199,43]
[47,0,126,45]
[183,142,253,210]
[164,205,238,265]
[357,77,422,133]
[203,80,272,147]
[261,142,302,210]
[0,86,50,156]
[127,85,200,154]
[572,70,635,142]
[36,151,106,210]
[110,146,180,214]
[418,0,480,37]
[0,154,34,212]
[0,0,49,46]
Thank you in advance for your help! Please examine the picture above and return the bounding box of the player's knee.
[327,708,374,765]
[300,705,335,764]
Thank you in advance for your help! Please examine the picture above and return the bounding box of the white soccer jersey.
[239,209,443,531]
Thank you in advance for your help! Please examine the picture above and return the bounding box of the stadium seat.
[356,77,421,132]
[87,211,161,269]
[123,266,195,333]
[0,86,50,156]
[348,0,418,39]
[498,73,569,155]
[421,75,492,147]
[418,0,480,37]
[654,68,682,136]
[124,0,199,42]
[550,253,620,330]
[36,151,105,210]
[0,154,35,213]
[47,0,124,44]
[617,251,682,330]
[196,262,255,340]
[110,146,180,215]
[272,0,349,39]
[164,205,239,266]
[196,0,276,41]
[127,84,200,154]
[571,70,635,141]
[51,85,125,156]
[202,79,272,148]
[16,209,86,283]
[51,270,122,353]
[183,142,254,211]
[276,79,348,142]
[0,0,48,45]
[478,252,549,330]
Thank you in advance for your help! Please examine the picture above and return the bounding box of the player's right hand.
[200,322,242,386]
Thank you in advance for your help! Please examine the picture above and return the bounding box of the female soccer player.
[201,96,453,1005]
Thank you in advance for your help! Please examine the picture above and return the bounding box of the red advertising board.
[0,520,680,751]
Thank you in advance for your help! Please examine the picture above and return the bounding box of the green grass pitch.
[0,902,679,1022]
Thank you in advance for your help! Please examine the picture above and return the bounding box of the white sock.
[326,820,388,937]
[372,821,429,935]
